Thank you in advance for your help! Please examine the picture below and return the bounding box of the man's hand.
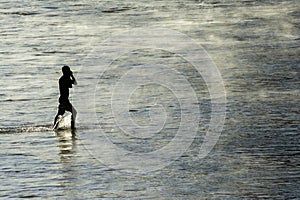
[70,71,77,85]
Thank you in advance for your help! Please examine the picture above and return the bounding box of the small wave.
[0,97,52,103]
[102,6,132,13]
[2,11,40,16]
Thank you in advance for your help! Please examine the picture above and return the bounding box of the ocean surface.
[0,0,299,199]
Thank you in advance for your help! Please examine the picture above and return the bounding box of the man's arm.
[70,72,77,85]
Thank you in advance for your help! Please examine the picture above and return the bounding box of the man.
[53,65,77,129]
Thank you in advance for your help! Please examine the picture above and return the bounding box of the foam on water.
[0,125,53,134]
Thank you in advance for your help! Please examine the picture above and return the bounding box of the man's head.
[62,65,71,76]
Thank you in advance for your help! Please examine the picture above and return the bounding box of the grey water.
[0,0,299,199]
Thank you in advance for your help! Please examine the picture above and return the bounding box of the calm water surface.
[0,0,299,199]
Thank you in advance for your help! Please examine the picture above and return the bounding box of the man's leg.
[65,102,77,129]
[54,104,65,128]
[71,106,77,129]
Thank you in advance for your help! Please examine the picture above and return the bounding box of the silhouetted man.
[53,65,77,129]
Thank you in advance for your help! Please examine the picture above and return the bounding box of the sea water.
[0,0,299,199]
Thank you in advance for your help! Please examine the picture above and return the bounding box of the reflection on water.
[55,129,81,198]
[56,129,77,162]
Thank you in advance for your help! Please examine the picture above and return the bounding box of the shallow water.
[0,0,299,199]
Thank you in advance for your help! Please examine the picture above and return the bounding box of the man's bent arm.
[70,73,77,85]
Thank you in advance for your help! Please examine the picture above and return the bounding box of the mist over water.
[0,0,299,199]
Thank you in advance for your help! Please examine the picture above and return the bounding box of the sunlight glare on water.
[0,0,299,199]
